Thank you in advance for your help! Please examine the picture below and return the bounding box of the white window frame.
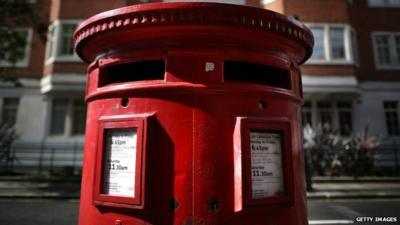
[45,20,82,64]
[0,27,33,68]
[48,97,86,137]
[371,32,400,70]
[368,0,400,7]
[302,99,354,135]
[306,23,356,65]
[351,29,359,67]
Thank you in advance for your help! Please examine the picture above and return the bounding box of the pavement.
[0,178,80,199]
[1,198,399,225]
[0,176,399,199]
[307,181,400,199]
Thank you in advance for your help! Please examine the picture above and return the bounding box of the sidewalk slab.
[0,180,80,199]
[307,182,400,199]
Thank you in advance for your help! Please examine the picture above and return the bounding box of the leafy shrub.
[304,124,380,177]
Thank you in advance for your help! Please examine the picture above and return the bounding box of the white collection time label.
[102,128,137,198]
[250,131,285,199]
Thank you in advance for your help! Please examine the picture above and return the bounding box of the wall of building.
[0,80,45,142]
[284,0,350,22]
[355,82,400,137]
[349,0,400,81]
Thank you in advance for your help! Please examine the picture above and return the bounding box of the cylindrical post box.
[74,3,313,225]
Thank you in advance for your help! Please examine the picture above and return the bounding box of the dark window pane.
[317,101,332,108]
[59,24,77,56]
[1,98,19,127]
[72,99,86,135]
[330,27,345,59]
[339,111,352,135]
[302,111,312,127]
[383,101,400,136]
[50,99,68,135]
[320,111,332,125]
[310,27,325,59]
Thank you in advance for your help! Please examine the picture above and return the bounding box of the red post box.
[74,2,313,225]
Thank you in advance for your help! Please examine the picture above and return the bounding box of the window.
[1,98,19,127]
[368,0,400,7]
[72,99,86,135]
[50,98,86,136]
[46,20,81,63]
[0,28,33,67]
[372,32,400,69]
[310,27,325,60]
[50,99,68,135]
[302,101,312,127]
[302,100,354,135]
[337,101,353,135]
[59,23,76,56]
[330,28,346,59]
[383,101,399,136]
[307,24,355,64]
[317,101,333,126]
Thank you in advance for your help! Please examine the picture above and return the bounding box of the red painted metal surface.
[74,2,313,225]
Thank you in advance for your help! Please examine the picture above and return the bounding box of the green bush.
[304,124,380,177]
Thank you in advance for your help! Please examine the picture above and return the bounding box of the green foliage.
[0,28,28,65]
[0,0,48,80]
[304,124,380,177]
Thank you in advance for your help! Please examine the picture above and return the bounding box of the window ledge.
[305,60,355,66]
[0,61,29,68]
[375,65,400,70]
[368,5,400,8]
[47,134,84,139]
[0,63,29,68]
[45,56,82,65]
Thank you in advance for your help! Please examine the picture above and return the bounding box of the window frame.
[337,101,353,135]
[0,97,20,127]
[372,32,400,70]
[49,97,86,137]
[383,101,400,136]
[0,27,33,68]
[45,20,82,64]
[302,102,313,127]
[49,98,69,135]
[302,100,354,135]
[306,23,356,65]
[316,101,334,126]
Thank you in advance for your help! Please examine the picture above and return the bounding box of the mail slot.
[74,2,313,225]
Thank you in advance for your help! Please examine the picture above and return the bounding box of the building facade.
[1,0,399,171]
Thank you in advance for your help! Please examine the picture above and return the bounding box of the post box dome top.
[73,2,314,64]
